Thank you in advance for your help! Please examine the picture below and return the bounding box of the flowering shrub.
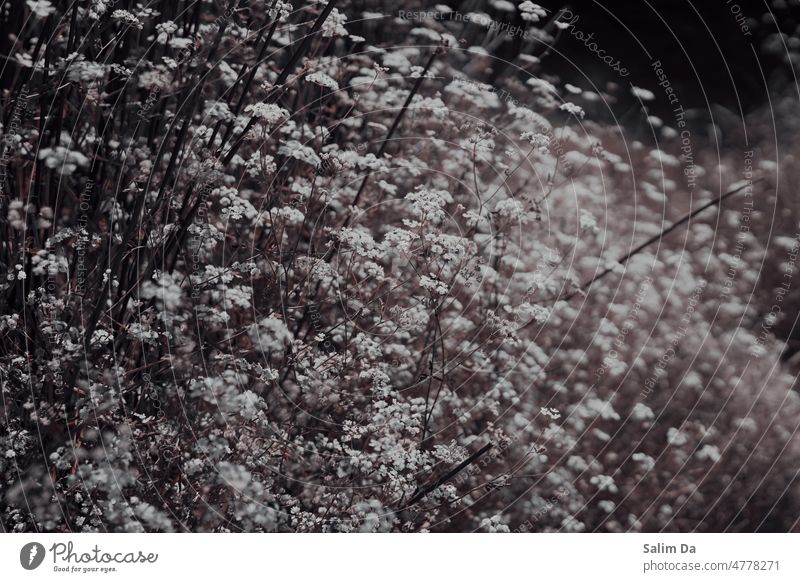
[1,1,798,532]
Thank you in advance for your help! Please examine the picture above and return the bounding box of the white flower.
[110,63,132,77]
[277,206,305,225]
[112,9,144,29]
[306,72,339,91]
[494,198,525,220]
[183,458,204,476]
[246,150,276,177]
[249,315,292,354]
[404,186,453,223]
[219,189,259,222]
[245,102,289,125]
[590,474,617,493]
[217,462,251,492]
[579,209,599,232]
[736,417,758,433]
[268,1,293,21]
[236,391,265,421]
[560,102,585,119]
[38,146,90,176]
[695,444,721,463]
[632,452,655,471]
[519,1,547,22]
[26,0,55,18]
[203,100,234,121]
[338,227,384,259]
[65,58,107,83]
[127,322,160,344]
[321,8,348,37]
[666,427,689,446]
[278,140,321,167]
[527,77,558,94]
[155,21,179,43]
[480,515,510,533]
[377,180,397,195]
[521,131,551,149]
[220,286,253,309]
[598,500,616,513]
[461,209,486,229]
[91,329,113,345]
[519,303,550,323]
[567,455,588,471]
[631,86,656,101]
[631,403,654,422]
[444,77,501,109]
[583,397,620,421]
[420,275,449,296]
[540,407,561,420]
[140,273,184,311]
[491,0,516,12]
[88,0,111,19]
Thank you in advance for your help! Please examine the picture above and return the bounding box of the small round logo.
[20,542,46,570]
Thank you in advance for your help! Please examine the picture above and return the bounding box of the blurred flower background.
[1,0,800,532]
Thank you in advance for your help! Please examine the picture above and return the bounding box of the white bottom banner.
[1,534,797,581]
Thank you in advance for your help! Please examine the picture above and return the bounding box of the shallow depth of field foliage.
[1,0,800,532]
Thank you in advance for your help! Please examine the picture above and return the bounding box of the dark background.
[453,0,799,117]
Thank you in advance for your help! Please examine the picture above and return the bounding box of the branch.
[579,178,763,297]
[405,442,494,507]
[222,0,339,164]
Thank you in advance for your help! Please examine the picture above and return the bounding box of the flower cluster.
[0,0,796,534]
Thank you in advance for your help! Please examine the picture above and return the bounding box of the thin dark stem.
[352,49,438,211]
[578,178,762,296]
[405,443,494,507]
[222,0,339,164]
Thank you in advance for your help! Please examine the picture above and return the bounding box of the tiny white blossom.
[540,407,561,420]
[306,72,339,91]
[112,9,144,29]
[26,0,55,18]
[519,1,547,22]
[245,102,289,125]
[278,140,322,167]
[560,102,585,119]
[631,86,656,101]
[696,444,721,463]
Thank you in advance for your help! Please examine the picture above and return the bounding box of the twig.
[355,48,438,210]
[222,0,339,164]
[405,442,493,506]
[576,178,762,298]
